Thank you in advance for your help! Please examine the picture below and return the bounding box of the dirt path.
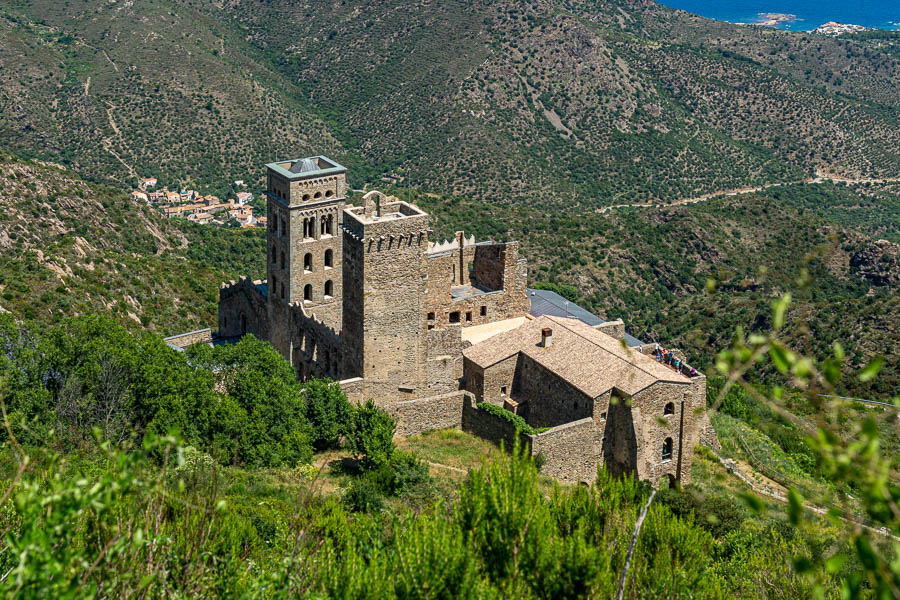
[84,76,90,97]
[102,50,119,72]
[712,449,899,541]
[101,101,137,180]
[427,461,468,475]
[598,172,900,214]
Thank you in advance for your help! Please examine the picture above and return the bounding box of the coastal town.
[131,177,266,228]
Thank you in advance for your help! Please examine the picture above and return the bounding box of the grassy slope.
[0,0,346,195]
[0,151,264,335]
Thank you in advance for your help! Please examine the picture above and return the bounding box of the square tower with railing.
[265,156,347,337]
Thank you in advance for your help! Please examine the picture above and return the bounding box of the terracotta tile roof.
[462,315,689,397]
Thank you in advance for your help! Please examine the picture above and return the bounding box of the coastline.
[661,1,900,32]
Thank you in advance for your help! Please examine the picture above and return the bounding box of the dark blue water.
[659,0,900,30]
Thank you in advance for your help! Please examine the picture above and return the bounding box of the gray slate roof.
[527,287,644,347]
[290,157,319,174]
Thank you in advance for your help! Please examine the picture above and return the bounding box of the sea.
[658,0,900,31]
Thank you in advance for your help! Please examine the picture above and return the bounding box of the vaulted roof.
[462,315,688,397]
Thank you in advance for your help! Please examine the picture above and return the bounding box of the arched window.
[280,251,285,270]
[281,218,286,234]
[271,275,277,294]
[314,191,322,199]
[664,402,675,416]
[324,280,333,298]
[324,249,333,268]
[662,438,673,462]
[303,194,310,201]
[271,216,277,232]
[304,284,312,302]
[271,245,276,264]
[280,283,285,300]
[304,253,313,272]
[325,190,333,198]
[325,214,333,235]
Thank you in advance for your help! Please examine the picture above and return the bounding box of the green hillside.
[0,0,346,196]
[2,0,899,204]
[0,151,263,335]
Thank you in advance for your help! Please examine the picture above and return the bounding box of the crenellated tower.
[341,191,430,400]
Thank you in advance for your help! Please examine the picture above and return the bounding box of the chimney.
[456,230,466,285]
[541,327,553,348]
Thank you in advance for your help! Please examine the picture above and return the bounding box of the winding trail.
[598,172,900,214]
[101,101,137,180]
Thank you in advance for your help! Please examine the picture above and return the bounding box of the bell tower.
[265,156,347,332]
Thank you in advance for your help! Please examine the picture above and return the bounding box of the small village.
[131,177,266,228]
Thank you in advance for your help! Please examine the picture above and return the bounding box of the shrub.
[390,450,432,497]
[303,378,352,451]
[342,478,384,513]
[345,399,395,471]
[476,401,539,435]
[694,494,747,539]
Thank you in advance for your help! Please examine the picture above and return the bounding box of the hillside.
[0,0,345,196]
[0,151,264,335]
[217,0,899,204]
[1,0,899,205]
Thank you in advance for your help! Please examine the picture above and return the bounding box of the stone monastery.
[202,155,716,486]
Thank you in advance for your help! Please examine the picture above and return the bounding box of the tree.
[187,335,313,467]
[303,378,352,451]
[345,399,395,471]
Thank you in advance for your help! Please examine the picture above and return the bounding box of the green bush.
[389,450,433,498]
[345,399,396,470]
[303,378,352,451]
[342,477,384,513]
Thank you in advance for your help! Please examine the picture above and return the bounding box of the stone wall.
[461,395,532,453]
[530,418,598,484]
[339,377,365,404]
[424,240,530,330]
[218,277,268,340]
[379,391,469,437]
[285,197,343,324]
[287,301,343,381]
[622,376,703,486]
[425,325,468,395]
[341,197,431,401]
[516,354,594,428]
[593,319,625,341]
[464,354,519,406]
[163,328,212,349]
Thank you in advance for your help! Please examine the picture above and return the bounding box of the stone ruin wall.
[287,301,343,381]
[424,240,529,330]
[218,277,269,340]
